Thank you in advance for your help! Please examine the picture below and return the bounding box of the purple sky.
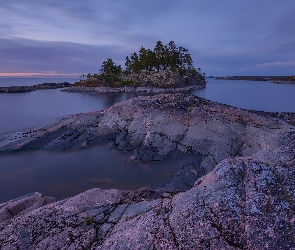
[0,1,294,77]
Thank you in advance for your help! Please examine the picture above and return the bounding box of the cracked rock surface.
[0,94,295,249]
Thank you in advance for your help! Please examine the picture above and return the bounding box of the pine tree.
[100,58,122,84]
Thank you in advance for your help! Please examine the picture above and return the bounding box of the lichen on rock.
[0,93,295,249]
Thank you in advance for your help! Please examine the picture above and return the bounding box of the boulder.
[0,192,55,223]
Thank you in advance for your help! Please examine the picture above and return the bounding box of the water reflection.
[0,145,193,203]
[190,79,295,112]
[0,90,151,135]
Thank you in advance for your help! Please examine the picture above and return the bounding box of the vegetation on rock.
[124,40,196,74]
[75,41,206,88]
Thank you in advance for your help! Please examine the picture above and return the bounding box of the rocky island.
[0,82,72,93]
[0,93,295,249]
[65,69,206,94]
[65,41,207,94]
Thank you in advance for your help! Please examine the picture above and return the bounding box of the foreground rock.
[0,94,295,249]
[0,192,56,223]
[0,82,72,93]
[1,159,295,249]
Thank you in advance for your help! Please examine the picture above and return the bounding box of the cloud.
[242,61,295,70]
[0,1,294,76]
[0,1,178,43]
[240,61,295,76]
[0,38,127,74]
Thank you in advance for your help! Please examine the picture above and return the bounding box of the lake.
[191,79,295,112]
[0,77,78,87]
[0,77,295,203]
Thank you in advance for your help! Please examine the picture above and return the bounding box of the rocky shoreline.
[63,84,205,94]
[0,82,72,93]
[0,94,295,249]
[66,69,207,93]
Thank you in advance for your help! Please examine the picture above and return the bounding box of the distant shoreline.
[0,82,72,93]
[215,75,295,84]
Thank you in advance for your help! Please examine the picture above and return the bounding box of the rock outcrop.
[0,94,293,172]
[65,70,206,93]
[0,82,72,93]
[0,192,56,223]
[120,70,206,88]
[0,94,295,249]
[64,84,204,94]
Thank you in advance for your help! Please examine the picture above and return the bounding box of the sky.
[0,0,294,77]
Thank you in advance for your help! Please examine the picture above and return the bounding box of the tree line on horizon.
[82,40,203,84]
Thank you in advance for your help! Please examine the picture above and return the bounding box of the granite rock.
[0,94,295,249]
[0,192,55,223]
[1,155,295,249]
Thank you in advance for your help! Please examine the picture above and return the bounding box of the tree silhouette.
[125,40,196,75]
[81,40,204,87]
[99,58,122,84]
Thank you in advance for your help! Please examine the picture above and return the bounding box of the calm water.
[0,147,195,203]
[191,79,295,112]
[0,88,151,134]
[0,78,295,203]
[0,77,78,87]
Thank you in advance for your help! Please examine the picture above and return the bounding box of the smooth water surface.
[1,78,295,203]
[0,89,148,134]
[192,79,295,112]
[0,146,195,203]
